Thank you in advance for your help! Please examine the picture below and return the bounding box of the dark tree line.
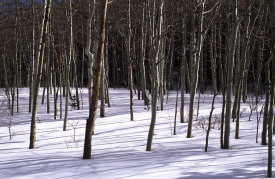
[0,0,275,177]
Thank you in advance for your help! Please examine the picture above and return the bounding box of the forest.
[0,0,275,178]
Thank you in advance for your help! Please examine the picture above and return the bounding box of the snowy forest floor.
[0,88,272,179]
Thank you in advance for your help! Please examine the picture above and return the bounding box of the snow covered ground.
[0,88,271,179]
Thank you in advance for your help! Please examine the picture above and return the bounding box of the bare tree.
[29,0,52,149]
[187,0,205,138]
[83,0,108,159]
[63,0,73,131]
[146,0,164,151]
[223,0,239,149]
[267,52,275,178]
[128,0,134,121]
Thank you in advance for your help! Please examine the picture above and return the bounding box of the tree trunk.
[29,0,35,113]
[85,0,96,109]
[73,54,80,110]
[187,1,205,138]
[262,58,271,145]
[29,0,52,149]
[128,0,134,121]
[210,26,217,95]
[63,0,73,131]
[146,0,163,151]
[83,0,108,159]
[141,3,149,106]
[46,36,51,114]
[100,56,105,118]
[205,93,217,152]
[224,0,239,149]
[220,87,226,149]
[180,12,187,123]
[174,83,179,135]
[267,54,275,178]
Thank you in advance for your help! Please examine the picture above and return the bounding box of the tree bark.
[180,10,187,123]
[146,0,163,151]
[187,0,205,138]
[83,0,108,159]
[63,0,73,131]
[224,0,239,149]
[262,56,271,145]
[205,93,217,152]
[140,3,149,106]
[100,55,105,118]
[85,0,96,109]
[128,0,134,121]
[29,0,52,149]
[267,53,275,178]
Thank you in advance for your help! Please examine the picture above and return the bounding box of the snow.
[0,88,271,179]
